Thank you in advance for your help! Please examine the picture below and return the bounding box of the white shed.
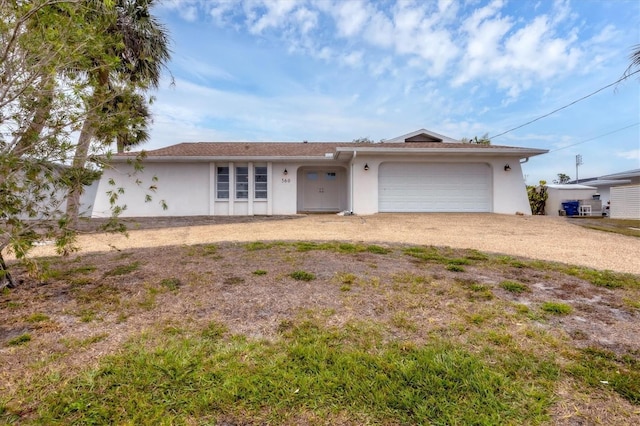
[545,184,597,216]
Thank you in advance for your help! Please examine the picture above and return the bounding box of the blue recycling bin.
[561,201,579,216]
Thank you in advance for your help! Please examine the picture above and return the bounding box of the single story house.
[574,168,640,206]
[91,129,547,217]
[574,169,640,219]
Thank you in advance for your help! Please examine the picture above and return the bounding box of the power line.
[548,122,639,152]
[489,69,640,140]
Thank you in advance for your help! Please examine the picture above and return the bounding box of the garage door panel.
[379,163,491,212]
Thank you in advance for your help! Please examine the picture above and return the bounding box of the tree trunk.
[66,69,109,227]
[65,117,94,226]
[11,73,55,157]
[0,253,16,289]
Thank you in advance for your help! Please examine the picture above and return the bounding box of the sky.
[146,0,640,185]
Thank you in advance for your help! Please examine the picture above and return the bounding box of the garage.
[378,162,492,212]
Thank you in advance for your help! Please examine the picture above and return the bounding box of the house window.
[255,166,267,199]
[236,166,249,199]
[216,167,229,199]
[325,172,337,181]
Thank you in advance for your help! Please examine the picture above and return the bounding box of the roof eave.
[335,147,548,157]
[108,155,344,163]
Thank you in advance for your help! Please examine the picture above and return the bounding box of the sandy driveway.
[27,213,640,274]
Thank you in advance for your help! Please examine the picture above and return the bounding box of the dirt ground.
[2,214,640,424]
[25,213,640,275]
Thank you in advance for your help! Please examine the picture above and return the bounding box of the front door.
[300,169,344,212]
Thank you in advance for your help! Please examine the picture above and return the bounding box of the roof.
[546,184,597,190]
[579,179,632,187]
[111,129,548,162]
[113,141,547,162]
[384,128,460,143]
[598,169,640,180]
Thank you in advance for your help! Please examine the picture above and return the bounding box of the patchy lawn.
[1,241,639,425]
[569,217,640,238]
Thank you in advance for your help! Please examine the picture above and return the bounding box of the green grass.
[500,280,530,293]
[26,313,50,323]
[573,218,640,238]
[4,241,639,424]
[541,302,572,315]
[8,333,31,346]
[446,264,465,272]
[289,270,316,281]
[103,261,140,277]
[365,245,391,254]
[42,264,97,281]
[61,334,109,349]
[34,321,556,425]
[568,346,640,404]
[244,241,276,251]
[563,268,639,289]
[293,241,390,255]
[159,277,181,291]
[78,309,99,323]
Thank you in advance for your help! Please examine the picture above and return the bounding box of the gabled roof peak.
[385,128,459,144]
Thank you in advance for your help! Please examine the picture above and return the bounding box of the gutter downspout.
[519,158,529,164]
[350,151,356,214]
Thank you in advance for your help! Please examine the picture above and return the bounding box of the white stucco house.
[91,129,548,217]
[576,169,640,219]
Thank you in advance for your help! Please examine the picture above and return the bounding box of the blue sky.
[148,0,640,184]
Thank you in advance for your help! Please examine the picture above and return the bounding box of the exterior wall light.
[283,168,288,175]
[364,163,370,171]
[504,164,511,171]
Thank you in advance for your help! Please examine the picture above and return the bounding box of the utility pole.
[575,154,583,182]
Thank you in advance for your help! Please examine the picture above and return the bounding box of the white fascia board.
[336,147,548,157]
[581,179,632,186]
[108,155,345,163]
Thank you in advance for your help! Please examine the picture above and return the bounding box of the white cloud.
[175,56,234,82]
[160,0,202,22]
[294,7,318,34]
[160,0,632,107]
[452,0,585,100]
[247,0,299,34]
[341,51,364,68]
[616,149,640,160]
[332,0,371,38]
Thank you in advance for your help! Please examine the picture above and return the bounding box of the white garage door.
[378,163,492,212]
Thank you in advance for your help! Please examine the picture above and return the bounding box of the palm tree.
[66,0,170,222]
[628,44,640,76]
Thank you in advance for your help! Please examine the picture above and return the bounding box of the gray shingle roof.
[117,141,545,159]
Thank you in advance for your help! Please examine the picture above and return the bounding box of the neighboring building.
[544,184,598,216]
[576,169,640,219]
[91,129,547,217]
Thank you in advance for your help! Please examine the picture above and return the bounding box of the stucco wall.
[350,156,532,215]
[545,186,597,217]
[92,162,211,217]
[93,156,536,217]
[93,161,302,217]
